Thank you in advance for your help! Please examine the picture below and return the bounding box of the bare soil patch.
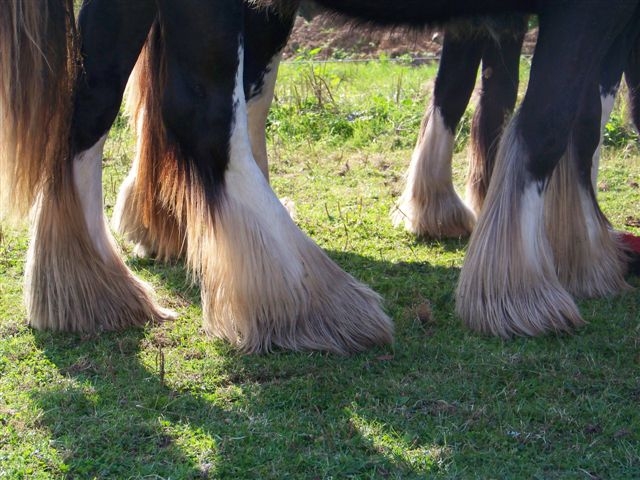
[284,14,537,61]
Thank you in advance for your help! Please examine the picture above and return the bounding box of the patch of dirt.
[283,13,538,61]
[284,15,444,61]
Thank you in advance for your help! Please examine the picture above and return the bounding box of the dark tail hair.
[116,21,188,260]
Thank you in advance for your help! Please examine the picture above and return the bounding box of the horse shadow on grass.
[29,249,480,478]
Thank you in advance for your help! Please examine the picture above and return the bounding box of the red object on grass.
[620,232,640,253]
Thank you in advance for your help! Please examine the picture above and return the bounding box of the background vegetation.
[1,57,639,479]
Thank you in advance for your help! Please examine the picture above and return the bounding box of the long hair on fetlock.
[0,0,78,221]
[116,21,188,260]
[544,139,629,298]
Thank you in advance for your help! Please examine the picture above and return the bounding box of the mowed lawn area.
[1,59,639,479]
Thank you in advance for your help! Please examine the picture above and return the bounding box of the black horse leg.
[393,29,483,238]
[546,14,640,297]
[465,17,526,213]
[113,3,297,259]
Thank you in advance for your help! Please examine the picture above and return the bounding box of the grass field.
[1,59,639,479]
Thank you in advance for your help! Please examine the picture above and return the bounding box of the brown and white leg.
[113,23,190,262]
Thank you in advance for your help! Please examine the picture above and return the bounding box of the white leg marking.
[72,134,111,261]
[521,182,547,269]
[412,106,455,185]
[247,53,282,181]
[195,40,392,352]
[226,46,306,281]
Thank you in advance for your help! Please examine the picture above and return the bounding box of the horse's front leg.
[27,0,173,331]
[157,0,392,353]
[113,3,296,260]
[392,29,482,238]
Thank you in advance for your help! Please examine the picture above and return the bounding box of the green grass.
[1,60,639,479]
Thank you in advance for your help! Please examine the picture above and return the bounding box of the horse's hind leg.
[465,18,525,214]
[392,28,481,238]
[111,23,189,261]
[26,0,172,331]
[457,3,635,337]
[244,4,296,181]
[544,79,629,298]
[625,33,640,134]
[156,0,392,353]
[546,20,640,297]
[113,4,295,260]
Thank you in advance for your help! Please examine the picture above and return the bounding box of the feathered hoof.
[26,193,175,332]
[199,226,394,355]
[456,277,584,338]
[189,179,393,354]
[392,187,476,239]
[558,228,630,299]
[544,152,629,299]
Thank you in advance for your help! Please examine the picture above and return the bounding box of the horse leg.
[591,21,640,191]
[111,22,187,261]
[546,19,640,296]
[26,0,173,331]
[625,33,640,134]
[113,4,295,260]
[392,28,482,238]
[244,4,296,180]
[465,18,526,214]
[156,0,392,353]
[456,3,635,337]
[544,79,629,298]
[590,85,619,192]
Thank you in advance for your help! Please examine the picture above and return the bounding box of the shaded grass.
[1,60,639,479]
